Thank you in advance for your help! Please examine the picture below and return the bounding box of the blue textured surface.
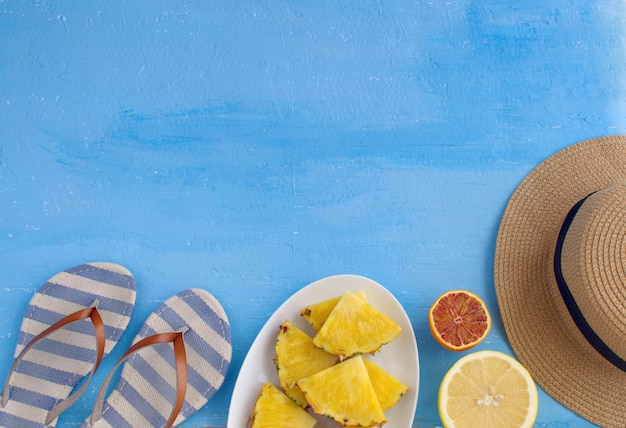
[1,1,623,427]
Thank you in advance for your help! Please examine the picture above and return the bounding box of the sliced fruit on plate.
[228,275,419,428]
[298,355,386,427]
[428,289,491,351]
[249,382,317,428]
[362,356,409,411]
[275,319,339,407]
[300,289,367,332]
[312,290,402,359]
[438,350,538,428]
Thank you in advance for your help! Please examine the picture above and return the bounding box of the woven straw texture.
[560,184,626,362]
[494,136,626,428]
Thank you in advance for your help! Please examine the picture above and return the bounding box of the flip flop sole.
[0,263,136,428]
[84,288,232,428]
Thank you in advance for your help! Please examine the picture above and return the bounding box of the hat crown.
[560,183,626,364]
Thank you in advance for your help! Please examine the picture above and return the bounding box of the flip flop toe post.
[0,262,136,428]
[85,288,232,428]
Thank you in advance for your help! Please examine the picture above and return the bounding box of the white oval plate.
[227,274,419,427]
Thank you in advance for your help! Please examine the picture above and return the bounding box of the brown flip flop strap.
[90,328,188,428]
[1,303,106,424]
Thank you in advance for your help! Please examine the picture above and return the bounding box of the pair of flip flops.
[0,263,232,428]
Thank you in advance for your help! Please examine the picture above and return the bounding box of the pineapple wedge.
[312,291,402,359]
[363,357,409,411]
[300,290,367,333]
[275,320,338,407]
[298,355,386,427]
[249,382,317,428]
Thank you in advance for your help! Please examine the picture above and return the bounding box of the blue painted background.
[1,1,624,426]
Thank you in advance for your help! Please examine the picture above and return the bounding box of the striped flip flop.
[82,288,232,428]
[0,262,136,428]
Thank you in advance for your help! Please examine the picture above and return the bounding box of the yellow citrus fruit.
[429,290,491,351]
[438,350,538,428]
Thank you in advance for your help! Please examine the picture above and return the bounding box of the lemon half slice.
[438,350,538,428]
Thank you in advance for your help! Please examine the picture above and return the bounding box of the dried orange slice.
[428,290,491,351]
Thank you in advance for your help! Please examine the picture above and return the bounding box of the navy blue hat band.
[553,193,626,372]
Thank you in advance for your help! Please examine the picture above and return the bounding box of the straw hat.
[494,135,626,428]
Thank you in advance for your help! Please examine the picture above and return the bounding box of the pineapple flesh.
[363,357,408,411]
[249,382,317,428]
[298,355,386,427]
[312,291,402,359]
[275,320,338,407]
[300,290,367,333]
[300,296,341,333]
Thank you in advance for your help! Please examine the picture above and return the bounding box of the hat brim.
[494,136,626,427]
